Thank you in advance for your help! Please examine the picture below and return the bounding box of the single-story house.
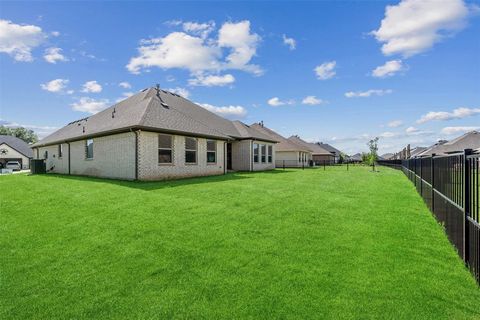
[316,142,342,163]
[417,131,480,157]
[349,153,363,163]
[250,122,312,168]
[408,147,427,159]
[287,135,334,165]
[32,87,277,180]
[0,135,33,169]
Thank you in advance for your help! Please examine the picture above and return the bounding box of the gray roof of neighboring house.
[409,147,427,158]
[287,135,332,155]
[350,153,362,161]
[380,153,394,160]
[316,142,342,156]
[250,123,311,152]
[417,131,480,157]
[0,135,33,158]
[33,87,277,147]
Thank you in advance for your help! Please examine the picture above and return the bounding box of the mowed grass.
[1,166,479,319]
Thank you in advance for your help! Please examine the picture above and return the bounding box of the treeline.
[0,126,38,144]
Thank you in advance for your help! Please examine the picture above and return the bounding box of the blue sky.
[1,0,479,154]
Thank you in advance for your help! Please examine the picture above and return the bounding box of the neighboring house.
[287,135,334,164]
[421,131,480,156]
[408,147,427,158]
[380,153,394,160]
[32,87,277,180]
[0,135,33,169]
[349,153,363,163]
[250,122,312,168]
[316,142,342,163]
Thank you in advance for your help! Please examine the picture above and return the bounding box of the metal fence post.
[431,154,435,212]
[464,149,472,263]
[283,160,285,170]
[420,158,423,195]
[323,160,326,171]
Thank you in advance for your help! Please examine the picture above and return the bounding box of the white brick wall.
[138,131,225,180]
[231,140,251,171]
[36,143,69,173]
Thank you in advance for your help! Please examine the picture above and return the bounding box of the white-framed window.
[158,134,173,164]
[185,137,197,164]
[85,139,93,159]
[58,144,63,158]
[253,143,259,163]
[268,145,273,163]
[206,140,216,164]
[261,144,266,163]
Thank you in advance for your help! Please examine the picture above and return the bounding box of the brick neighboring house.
[250,122,312,167]
[0,135,33,169]
[287,135,335,165]
[316,142,342,163]
[31,87,277,180]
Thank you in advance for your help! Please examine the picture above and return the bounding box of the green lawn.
[1,166,479,319]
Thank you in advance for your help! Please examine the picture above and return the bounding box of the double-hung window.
[158,134,173,164]
[185,137,197,164]
[268,145,273,163]
[253,143,259,163]
[85,139,93,159]
[207,140,216,164]
[58,144,63,158]
[261,144,266,163]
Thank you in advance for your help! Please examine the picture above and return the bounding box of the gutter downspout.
[134,129,140,181]
[224,141,227,174]
[250,140,253,172]
[66,142,71,175]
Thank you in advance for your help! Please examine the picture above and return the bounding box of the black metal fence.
[379,151,480,284]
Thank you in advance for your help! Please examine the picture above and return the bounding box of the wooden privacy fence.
[378,150,480,284]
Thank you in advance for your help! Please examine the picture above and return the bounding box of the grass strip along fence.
[378,150,480,284]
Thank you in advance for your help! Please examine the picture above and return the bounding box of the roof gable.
[0,135,33,157]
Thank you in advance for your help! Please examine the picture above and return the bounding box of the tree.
[0,126,38,144]
[367,137,379,171]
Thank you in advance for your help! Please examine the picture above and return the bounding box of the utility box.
[30,159,46,174]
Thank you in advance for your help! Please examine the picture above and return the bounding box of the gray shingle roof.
[416,131,480,157]
[33,88,277,147]
[287,136,332,155]
[316,142,342,156]
[250,123,310,152]
[0,135,33,157]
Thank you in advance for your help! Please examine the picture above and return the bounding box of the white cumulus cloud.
[441,126,479,135]
[417,107,480,123]
[43,47,68,63]
[372,0,471,57]
[71,97,109,114]
[267,97,295,107]
[166,87,190,98]
[127,20,262,77]
[81,80,102,93]
[372,60,404,78]
[188,74,235,87]
[40,79,71,93]
[118,81,131,89]
[388,120,403,128]
[314,61,336,80]
[282,34,296,50]
[345,89,393,98]
[302,96,324,105]
[198,103,247,119]
[182,21,215,39]
[0,19,46,61]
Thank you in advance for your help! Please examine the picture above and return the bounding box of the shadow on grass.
[32,169,291,191]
